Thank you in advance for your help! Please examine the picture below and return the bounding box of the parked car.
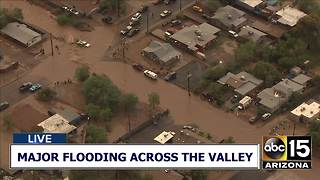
[202,13,211,20]
[170,19,182,27]
[160,10,172,18]
[29,83,42,92]
[164,72,177,81]
[120,25,133,35]
[127,28,140,37]
[144,70,158,80]
[132,63,144,71]
[131,12,142,21]
[192,5,203,13]
[249,116,259,124]
[228,30,239,38]
[262,113,272,121]
[19,82,33,92]
[164,0,173,5]
[0,101,9,111]
[102,16,112,24]
[76,40,91,48]
[129,20,140,26]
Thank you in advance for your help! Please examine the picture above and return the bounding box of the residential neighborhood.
[0,0,320,179]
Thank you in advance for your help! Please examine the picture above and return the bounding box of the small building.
[217,71,263,96]
[257,79,304,112]
[290,101,320,122]
[52,107,83,125]
[0,22,42,47]
[37,114,77,134]
[154,131,175,144]
[142,40,182,66]
[290,66,303,76]
[238,25,267,43]
[210,5,248,30]
[169,23,220,53]
[275,6,307,27]
[236,0,264,12]
[291,74,312,87]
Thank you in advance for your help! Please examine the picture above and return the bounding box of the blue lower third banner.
[10,144,260,169]
[13,133,67,144]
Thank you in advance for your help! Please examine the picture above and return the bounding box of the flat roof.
[291,74,311,85]
[238,25,267,42]
[240,0,263,8]
[291,102,320,119]
[154,131,175,144]
[37,114,77,133]
[276,6,307,27]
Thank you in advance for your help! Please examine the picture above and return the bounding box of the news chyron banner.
[10,133,260,170]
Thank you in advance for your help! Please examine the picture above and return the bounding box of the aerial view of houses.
[0,0,320,179]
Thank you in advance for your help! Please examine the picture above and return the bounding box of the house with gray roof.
[210,5,247,30]
[169,23,220,53]
[291,74,311,87]
[142,40,181,66]
[238,25,268,43]
[217,71,263,96]
[258,79,304,112]
[0,22,42,47]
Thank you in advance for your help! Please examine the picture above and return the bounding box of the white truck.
[238,96,252,110]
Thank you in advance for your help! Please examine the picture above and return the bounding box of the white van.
[144,70,158,80]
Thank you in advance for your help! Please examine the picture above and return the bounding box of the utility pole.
[187,72,192,96]
[179,0,182,11]
[50,33,54,56]
[117,0,120,17]
[120,37,128,61]
[146,10,149,33]
[293,121,296,136]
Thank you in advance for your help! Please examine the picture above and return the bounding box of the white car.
[76,40,91,48]
[160,10,172,18]
[120,25,133,35]
[228,30,239,38]
[131,12,142,21]
[262,113,272,120]
[143,70,158,80]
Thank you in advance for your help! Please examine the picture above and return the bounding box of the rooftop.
[170,23,220,51]
[239,0,263,8]
[218,71,263,95]
[143,41,181,63]
[276,6,307,27]
[212,5,247,28]
[0,22,41,47]
[238,25,267,42]
[291,74,312,85]
[37,114,77,134]
[291,101,320,119]
[154,131,175,144]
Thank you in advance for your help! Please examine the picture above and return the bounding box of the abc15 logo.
[262,136,312,161]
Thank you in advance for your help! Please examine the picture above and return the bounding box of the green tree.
[122,93,139,112]
[297,0,320,15]
[190,170,208,180]
[85,103,101,120]
[252,62,281,87]
[100,107,113,122]
[0,8,10,28]
[83,75,121,111]
[85,125,107,143]
[224,136,235,143]
[203,65,226,81]
[56,13,72,25]
[148,92,160,113]
[308,121,320,149]
[234,41,257,66]
[75,65,90,82]
[10,8,23,20]
[36,87,57,102]
[2,115,14,131]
